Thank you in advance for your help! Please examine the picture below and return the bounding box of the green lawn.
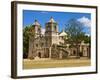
[23,58,91,69]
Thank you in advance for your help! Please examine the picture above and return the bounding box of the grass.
[23,58,91,69]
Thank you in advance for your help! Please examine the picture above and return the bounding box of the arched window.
[54,26,56,31]
[38,28,41,33]
[36,44,38,47]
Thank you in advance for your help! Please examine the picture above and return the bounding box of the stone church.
[28,17,90,59]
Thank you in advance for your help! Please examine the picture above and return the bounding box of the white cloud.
[85,33,90,36]
[77,16,91,27]
[41,28,45,35]
[41,12,48,14]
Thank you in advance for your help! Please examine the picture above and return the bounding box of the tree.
[65,19,85,58]
[84,35,91,43]
[23,25,35,58]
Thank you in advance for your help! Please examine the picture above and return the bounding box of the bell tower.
[45,17,59,47]
[32,20,41,38]
[28,19,41,59]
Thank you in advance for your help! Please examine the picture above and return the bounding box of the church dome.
[59,30,67,36]
[48,17,56,23]
[33,20,40,26]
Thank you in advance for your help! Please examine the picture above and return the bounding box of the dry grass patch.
[23,58,91,69]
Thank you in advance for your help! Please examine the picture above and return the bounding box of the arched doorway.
[79,52,83,57]
[73,50,76,56]
[38,52,41,58]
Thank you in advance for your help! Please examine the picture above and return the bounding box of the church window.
[54,26,56,31]
[36,44,38,47]
[38,28,41,33]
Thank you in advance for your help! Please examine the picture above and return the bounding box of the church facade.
[28,17,90,59]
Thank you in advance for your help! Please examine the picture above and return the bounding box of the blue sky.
[23,10,91,35]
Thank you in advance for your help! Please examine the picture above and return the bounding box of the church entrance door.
[38,52,41,58]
